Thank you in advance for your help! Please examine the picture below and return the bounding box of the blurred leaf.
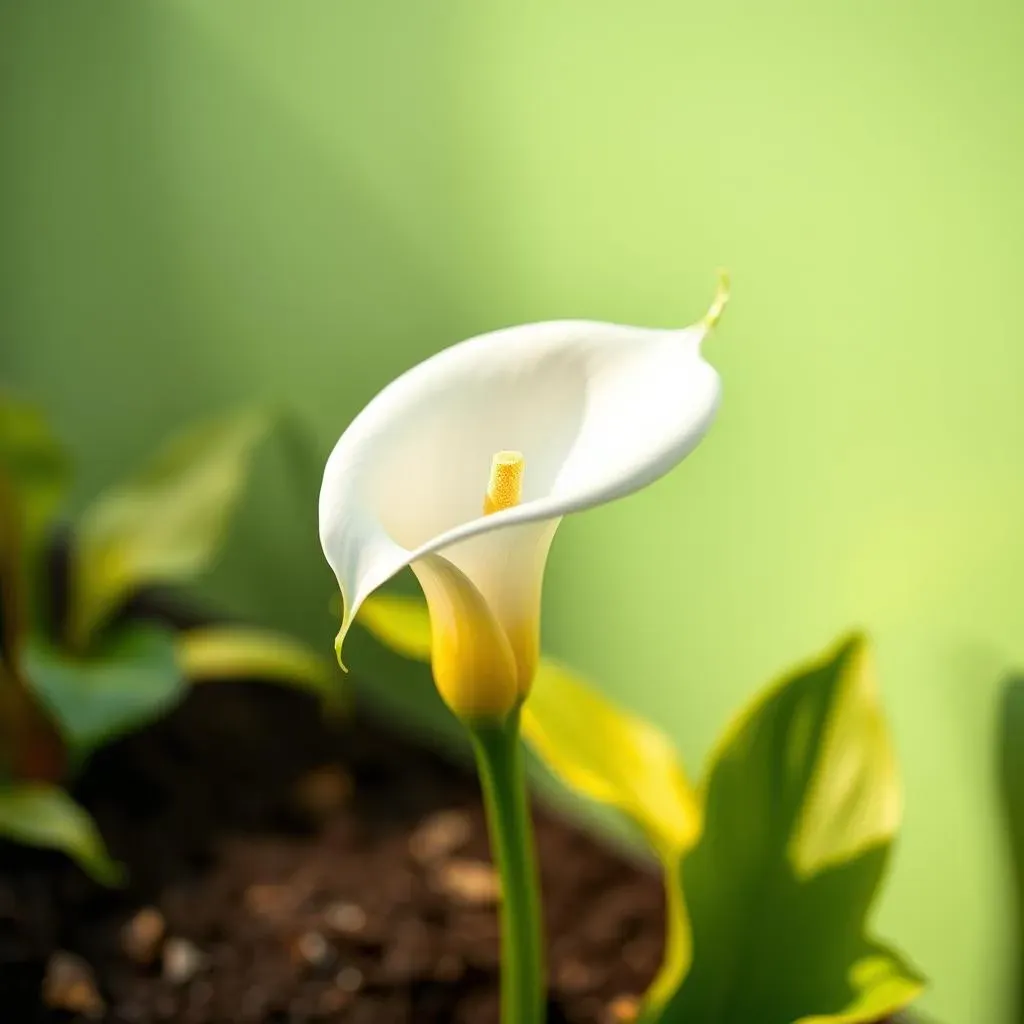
[525,659,699,854]
[655,635,923,1024]
[0,782,122,885]
[177,625,342,706]
[0,396,69,557]
[24,625,183,764]
[0,467,66,783]
[998,675,1024,1024]
[71,410,270,647]
[357,591,433,661]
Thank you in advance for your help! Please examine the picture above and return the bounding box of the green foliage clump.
[0,398,338,883]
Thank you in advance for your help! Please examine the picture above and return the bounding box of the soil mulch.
[0,680,667,1023]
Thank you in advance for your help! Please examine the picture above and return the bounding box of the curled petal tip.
[333,621,351,673]
[701,269,730,331]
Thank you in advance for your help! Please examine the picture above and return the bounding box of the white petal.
[319,313,721,648]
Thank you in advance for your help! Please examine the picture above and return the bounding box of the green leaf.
[0,782,122,885]
[524,659,699,854]
[177,625,343,706]
[71,409,270,647]
[998,675,1024,1024]
[24,625,184,764]
[357,591,434,662]
[0,396,69,557]
[655,635,923,1024]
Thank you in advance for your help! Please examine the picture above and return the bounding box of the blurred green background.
[2,2,1022,1020]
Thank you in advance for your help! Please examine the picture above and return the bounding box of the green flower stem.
[469,709,546,1024]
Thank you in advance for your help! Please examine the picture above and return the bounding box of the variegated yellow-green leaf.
[71,410,270,647]
[655,635,923,1024]
[177,625,342,706]
[0,783,122,885]
[525,659,699,854]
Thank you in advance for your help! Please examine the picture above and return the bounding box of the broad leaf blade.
[0,783,122,885]
[25,625,184,764]
[657,635,923,1024]
[177,625,342,705]
[72,410,270,646]
[525,659,699,854]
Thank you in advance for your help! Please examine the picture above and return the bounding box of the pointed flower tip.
[333,618,352,674]
[701,269,731,332]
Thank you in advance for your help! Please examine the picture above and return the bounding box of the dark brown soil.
[0,681,666,1023]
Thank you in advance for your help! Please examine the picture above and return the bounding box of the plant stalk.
[469,709,545,1024]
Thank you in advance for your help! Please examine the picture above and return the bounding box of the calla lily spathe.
[319,278,728,720]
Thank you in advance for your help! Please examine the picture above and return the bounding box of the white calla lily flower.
[319,276,728,720]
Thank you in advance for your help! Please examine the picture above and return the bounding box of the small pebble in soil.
[293,764,353,821]
[121,906,166,965]
[607,994,641,1022]
[435,858,502,904]
[293,930,332,970]
[323,900,367,935]
[408,808,473,864]
[244,881,296,922]
[162,937,206,984]
[42,951,105,1019]
[335,964,364,993]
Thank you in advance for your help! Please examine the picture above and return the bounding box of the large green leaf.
[0,396,69,559]
[71,410,270,647]
[0,783,122,885]
[655,635,923,1024]
[24,624,184,764]
[998,675,1024,1024]
[177,624,343,706]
